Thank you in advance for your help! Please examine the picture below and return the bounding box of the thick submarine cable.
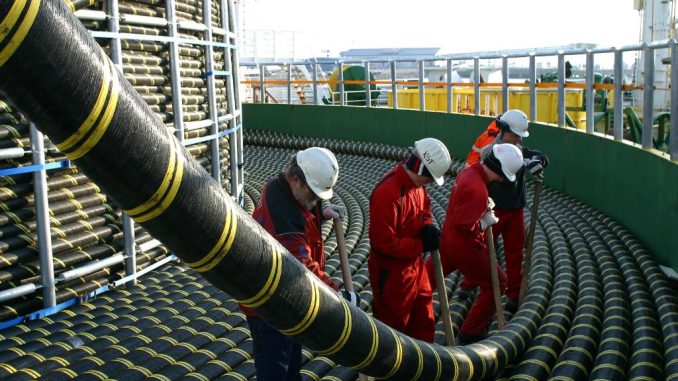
[0,0,539,379]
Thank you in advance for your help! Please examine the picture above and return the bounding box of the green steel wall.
[243,104,678,272]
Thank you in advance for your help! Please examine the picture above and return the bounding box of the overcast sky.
[242,0,643,56]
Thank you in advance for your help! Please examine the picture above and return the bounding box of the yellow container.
[387,87,587,129]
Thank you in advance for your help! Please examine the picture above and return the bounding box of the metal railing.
[241,41,678,161]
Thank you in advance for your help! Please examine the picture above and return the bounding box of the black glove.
[524,158,544,179]
[339,290,361,307]
[421,224,441,253]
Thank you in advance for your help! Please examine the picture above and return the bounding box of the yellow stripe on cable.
[67,58,120,160]
[429,342,442,381]
[56,48,111,152]
[382,328,403,379]
[131,139,184,222]
[318,298,351,356]
[353,317,378,369]
[0,0,40,68]
[188,206,234,269]
[125,138,177,217]
[408,336,424,380]
[237,247,281,308]
[280,279,320,336]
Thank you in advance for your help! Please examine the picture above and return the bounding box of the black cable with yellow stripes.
[0,1,545,379]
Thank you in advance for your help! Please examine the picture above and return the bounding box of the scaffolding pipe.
[57,254,125,283]
[30,123,56,308]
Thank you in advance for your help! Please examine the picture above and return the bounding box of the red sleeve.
[278,232,339,291]
[450,180,487,236]
[422,190,433,226]
[369,187,424,259]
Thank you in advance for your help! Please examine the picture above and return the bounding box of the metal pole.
[518,180,542,305]
[672,40,678,160]
[613,49,624,140]
[431,249,455,345]
[391,61,398,109]
[204,0,221,183]
[333,218,369,381]
[339,62,345,106]
[486,228,505,330]
[312,62,319,105]
[529,53,536,121]
[287,64,292,104]
[585,50,595,134]
[30,124,56,307]
[446,59,452,113]
[223,0,241,200]
[165,0,185,140]
[642,44,655,149]
[501,56,508,113]
[365,61,371,107]
[109,0,136,279]
[259,64,265,104]
[557,53,566,127]
[418,60,425,111]
[474,57,480,115]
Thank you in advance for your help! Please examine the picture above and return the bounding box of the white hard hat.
[296,147,339,200]
[499,109,529,138]
[489,143,524,182]
[414,138,452,186]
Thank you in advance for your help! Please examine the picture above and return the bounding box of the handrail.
[240,41,678,160]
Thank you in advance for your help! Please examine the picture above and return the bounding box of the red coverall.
[465,120,500,165]
[368,164,435,342]
[241,173,339,317]
[433,163,507,336]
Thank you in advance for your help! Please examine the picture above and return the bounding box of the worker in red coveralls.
[240,147,359,381]
[479,110,549,314]
[431,143,524,345]
[368,138,452,343]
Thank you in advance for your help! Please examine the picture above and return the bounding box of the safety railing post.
[260,64,265,104]
[671,40,678,160]
[287,64,292,104]
[391,61,397,109]
[418,60,425,111]
[365,61,371,107]
[642,44,655,149]
[557,52,566,127]
[30,124,56,307]
[339,62,345,106]
[613,49,623,140]
[502,55,508,113]
[474,57,480,115]
[313,62,319,105]
[529,53,536,121]
[109,0,136,279]
[585,50,595,134]
[165,0,185,140]
[446,59,452,113]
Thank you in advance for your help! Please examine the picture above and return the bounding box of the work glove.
[421,224,441,253]
[323,204,347,219]
[339,290,361,307]
[487,197,495,211]
[524,158,544,179]
[480,209,499,231]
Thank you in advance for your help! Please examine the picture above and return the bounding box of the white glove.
[480,209,499,231]
[323,204,346,219]
[487,197,495,211]
[339,290,361,307]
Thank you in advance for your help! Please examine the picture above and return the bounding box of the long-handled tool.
[486,227,505,330]
[333,217,369,381]
[518,179,542,305]
[430,249,456,345]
